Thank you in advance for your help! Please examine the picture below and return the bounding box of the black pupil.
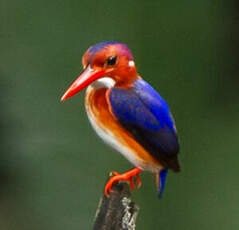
[107,56,117,66]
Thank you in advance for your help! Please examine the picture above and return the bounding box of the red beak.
[61,66,105,101]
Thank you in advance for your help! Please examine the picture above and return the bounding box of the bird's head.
[61,41,137,101]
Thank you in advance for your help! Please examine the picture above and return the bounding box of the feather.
[155,169,168,199]
[109,79,180,171]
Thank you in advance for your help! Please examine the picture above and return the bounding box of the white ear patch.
[128,60,135,67]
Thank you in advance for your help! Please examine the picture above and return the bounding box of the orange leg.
[104,168,142,197]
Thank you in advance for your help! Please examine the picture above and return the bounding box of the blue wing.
[109,79,180,171]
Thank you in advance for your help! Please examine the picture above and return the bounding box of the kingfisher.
[61,41,180,198]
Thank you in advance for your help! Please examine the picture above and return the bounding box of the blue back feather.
[133,79,175,131]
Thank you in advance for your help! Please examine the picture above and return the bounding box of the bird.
[61,41,180,198]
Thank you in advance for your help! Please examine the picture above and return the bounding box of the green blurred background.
[1,0,239,229]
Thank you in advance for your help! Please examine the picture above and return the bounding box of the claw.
[104,168,142,197]
[135,174,142,188]
[112,171,120,176]
[128,178,135,190]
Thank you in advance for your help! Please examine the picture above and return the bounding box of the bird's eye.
[107,56,117,66]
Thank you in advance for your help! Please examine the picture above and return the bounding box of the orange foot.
[104,167,142,197]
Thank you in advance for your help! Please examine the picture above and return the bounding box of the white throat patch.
[89,77,115,89]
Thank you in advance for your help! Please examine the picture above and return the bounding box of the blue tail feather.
[158,169,168,199]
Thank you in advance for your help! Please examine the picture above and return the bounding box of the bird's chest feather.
[84,79,162,172]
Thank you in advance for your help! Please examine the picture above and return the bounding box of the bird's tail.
[155,169,168,199]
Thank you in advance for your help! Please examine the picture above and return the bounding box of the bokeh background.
[1,0,239,229]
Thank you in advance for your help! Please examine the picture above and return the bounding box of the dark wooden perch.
[93,176,139,230]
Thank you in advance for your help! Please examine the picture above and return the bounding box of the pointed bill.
[61,66,105,101]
